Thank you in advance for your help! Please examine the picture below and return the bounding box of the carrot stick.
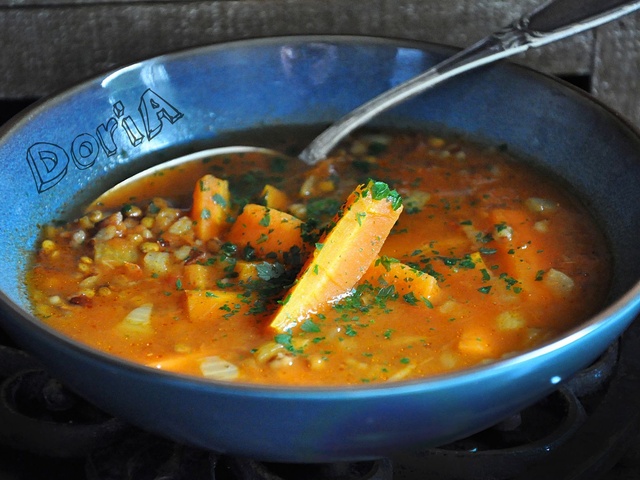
[270,180,403,332]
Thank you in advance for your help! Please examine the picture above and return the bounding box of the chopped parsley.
[369,180,403,210]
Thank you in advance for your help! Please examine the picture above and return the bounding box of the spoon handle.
[299,0,640,164]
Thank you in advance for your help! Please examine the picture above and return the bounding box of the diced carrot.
[234,260,261,283]
[361,257,440,305]
[261,184,290,211]
[457,326,497,357]
[226,204,305,262]
[184,289,251,322]
[489,208,546,288]
[490,210,577,309]
[270,180,403,332]
[468,252,489,272]
[190,174,231,242]
[183,264,227,290]
[299,159,336,198]
[149,353,240,380]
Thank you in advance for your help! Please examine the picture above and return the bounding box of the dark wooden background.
[1,0,639,126]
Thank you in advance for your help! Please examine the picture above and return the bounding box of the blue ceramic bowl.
[0,36,639,462]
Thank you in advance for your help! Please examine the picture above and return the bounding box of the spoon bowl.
[90,146,286,209]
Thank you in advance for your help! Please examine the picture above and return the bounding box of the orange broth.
[27,132,612,385]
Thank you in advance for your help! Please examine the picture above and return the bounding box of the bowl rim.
[2,33,640,397]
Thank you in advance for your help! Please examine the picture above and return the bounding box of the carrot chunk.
[226,204,306,261]
[361,257,440,305]
[261,184,290,211]
[183,264,227,290]
[184,289,251,322]
[457,326,497,357]
[489,208,549,291]
[190,174,231,242]
[270,180,403,332]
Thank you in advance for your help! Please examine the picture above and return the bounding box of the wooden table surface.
[1,0,639,126]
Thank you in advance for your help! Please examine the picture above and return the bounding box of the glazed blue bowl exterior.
[0,36,639,462]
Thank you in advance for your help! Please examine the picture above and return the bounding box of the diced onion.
[117,303,153,336]
[388,364,416,382]
[440,351,459,369]
[254,341,285,364]
[349,140,368,155]
[123,303,153,326]
[404,190,431,212]
[361,133,392,146]
[494,224,514,240]
[94,225,118,241]
[71,229,87,247]
[200,356,239,380]
[534,220,549,233]
[544,268,575,297]
[78,275,99,289]
[525,197,558,214]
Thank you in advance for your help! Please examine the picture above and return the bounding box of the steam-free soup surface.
[28,132,611,385]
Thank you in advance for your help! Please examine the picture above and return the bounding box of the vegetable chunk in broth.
[27,132,611,385]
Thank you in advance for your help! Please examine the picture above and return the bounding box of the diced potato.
[143,251,170,276]
[496,311,526,331]
[94,238,140,267]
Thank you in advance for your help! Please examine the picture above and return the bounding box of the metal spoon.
[94,0,640,205]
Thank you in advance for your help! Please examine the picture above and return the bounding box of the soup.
[27,131,611,385]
